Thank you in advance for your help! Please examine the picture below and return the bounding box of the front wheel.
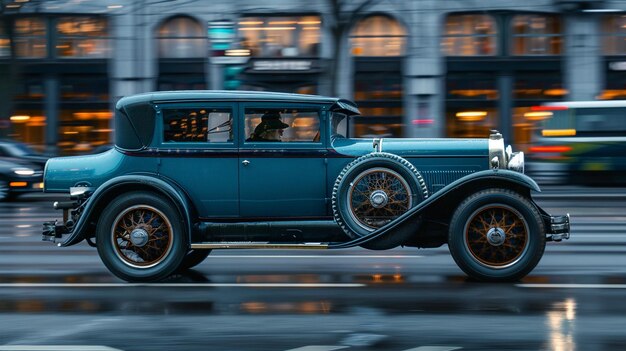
[96,191,187,282]
[448,189,546,282]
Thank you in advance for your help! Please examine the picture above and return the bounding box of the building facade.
[1,0,625,154]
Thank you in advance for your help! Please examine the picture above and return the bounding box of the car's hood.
[0,157,42,173]
[18,155,49,167]
[0,156,41,169]
[331,137,489,158]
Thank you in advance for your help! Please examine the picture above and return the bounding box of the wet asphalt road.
[0,188,625,351]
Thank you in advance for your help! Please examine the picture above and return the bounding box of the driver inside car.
[247,111,289,142]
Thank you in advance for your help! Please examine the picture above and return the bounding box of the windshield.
[331,112,348,138]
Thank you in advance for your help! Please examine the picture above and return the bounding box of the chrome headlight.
[12,167,35,176]
[508,151,525,173]
[488,130,506,169]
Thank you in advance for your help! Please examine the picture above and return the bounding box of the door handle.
[242,160,250,166]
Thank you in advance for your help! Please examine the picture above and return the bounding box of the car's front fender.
[59,173,194,247]
[329,169,540,249]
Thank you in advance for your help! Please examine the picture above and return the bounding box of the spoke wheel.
[464,205,529,269]
[448,188,546,282]
[97,191,186,282]
[111,205,174,269]
[332,152,428,250]
[348,167,413,231]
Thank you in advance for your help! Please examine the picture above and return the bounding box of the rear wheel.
[96,191,187,282]
[448,189,546,282]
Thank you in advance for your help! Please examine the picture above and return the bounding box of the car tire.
[332,152,428,250]
[96,191,187,282]
[448,188,546,282]
[178,249,211,270]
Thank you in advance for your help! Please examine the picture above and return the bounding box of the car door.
[238,102,327,218]
[156,102,239,218]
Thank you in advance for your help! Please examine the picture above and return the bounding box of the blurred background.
[1,0,626,184]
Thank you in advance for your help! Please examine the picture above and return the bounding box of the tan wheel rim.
[348,167,412,231]
[464,204,529,269]
[111,205,174,269]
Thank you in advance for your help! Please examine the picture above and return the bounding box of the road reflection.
[547,298,576,351]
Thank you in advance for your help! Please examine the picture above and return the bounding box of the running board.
[191,242,330,250]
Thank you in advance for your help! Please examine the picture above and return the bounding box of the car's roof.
[117,90,344,108]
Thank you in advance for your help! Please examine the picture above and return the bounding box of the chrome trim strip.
[191,242,329,250]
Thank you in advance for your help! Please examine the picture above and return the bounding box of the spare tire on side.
[332,152,428,250]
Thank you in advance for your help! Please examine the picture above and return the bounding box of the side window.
[162,107,232,143]
[244,108,320,143]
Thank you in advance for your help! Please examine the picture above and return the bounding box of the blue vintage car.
[42,91,570,282]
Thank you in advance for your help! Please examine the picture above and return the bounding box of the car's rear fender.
[59,174,195,247]
[329,169,541,249]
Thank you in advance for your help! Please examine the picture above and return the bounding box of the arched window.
[511,14,562,55]
[442,14,497,56]
[157,16,206,58]
[602,14,626,55]
[350,15,406,57]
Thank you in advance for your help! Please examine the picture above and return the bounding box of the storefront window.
[446,75,498,100]
[599,70,626,100]
[511,14,562,55]
[157,16,206,58]
[514,74,567,100]
[14,17,47,58]
[56,17,108,58]
[60,75,109,102]
[0,21,10,57]
[350,15,406,57]
[238,15,320,57]
[55,75,110,154]
[58,110,112,154]
[353,70,403,137]
[602,14,626,55]
[13,76,44,101]
[446,108,498,139]
[442,14,497,56]
[8,110,46,151]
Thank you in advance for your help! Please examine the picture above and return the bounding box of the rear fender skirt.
[59,174,194,247]
[329,169,540,249]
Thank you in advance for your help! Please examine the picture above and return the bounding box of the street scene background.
[2,0,626,350]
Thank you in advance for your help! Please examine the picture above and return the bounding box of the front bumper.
[545,213,570,242]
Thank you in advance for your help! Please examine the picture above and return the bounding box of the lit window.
[163,108,233,143]
[601,14,626,55]
[350,15,406,57]
[14,18,47,58]
[157,16,206,58]
[442,14,497,56]
[56,17,109,58]
[238,16,321,57]
[0,21,10,57]
[511,14,562,55]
